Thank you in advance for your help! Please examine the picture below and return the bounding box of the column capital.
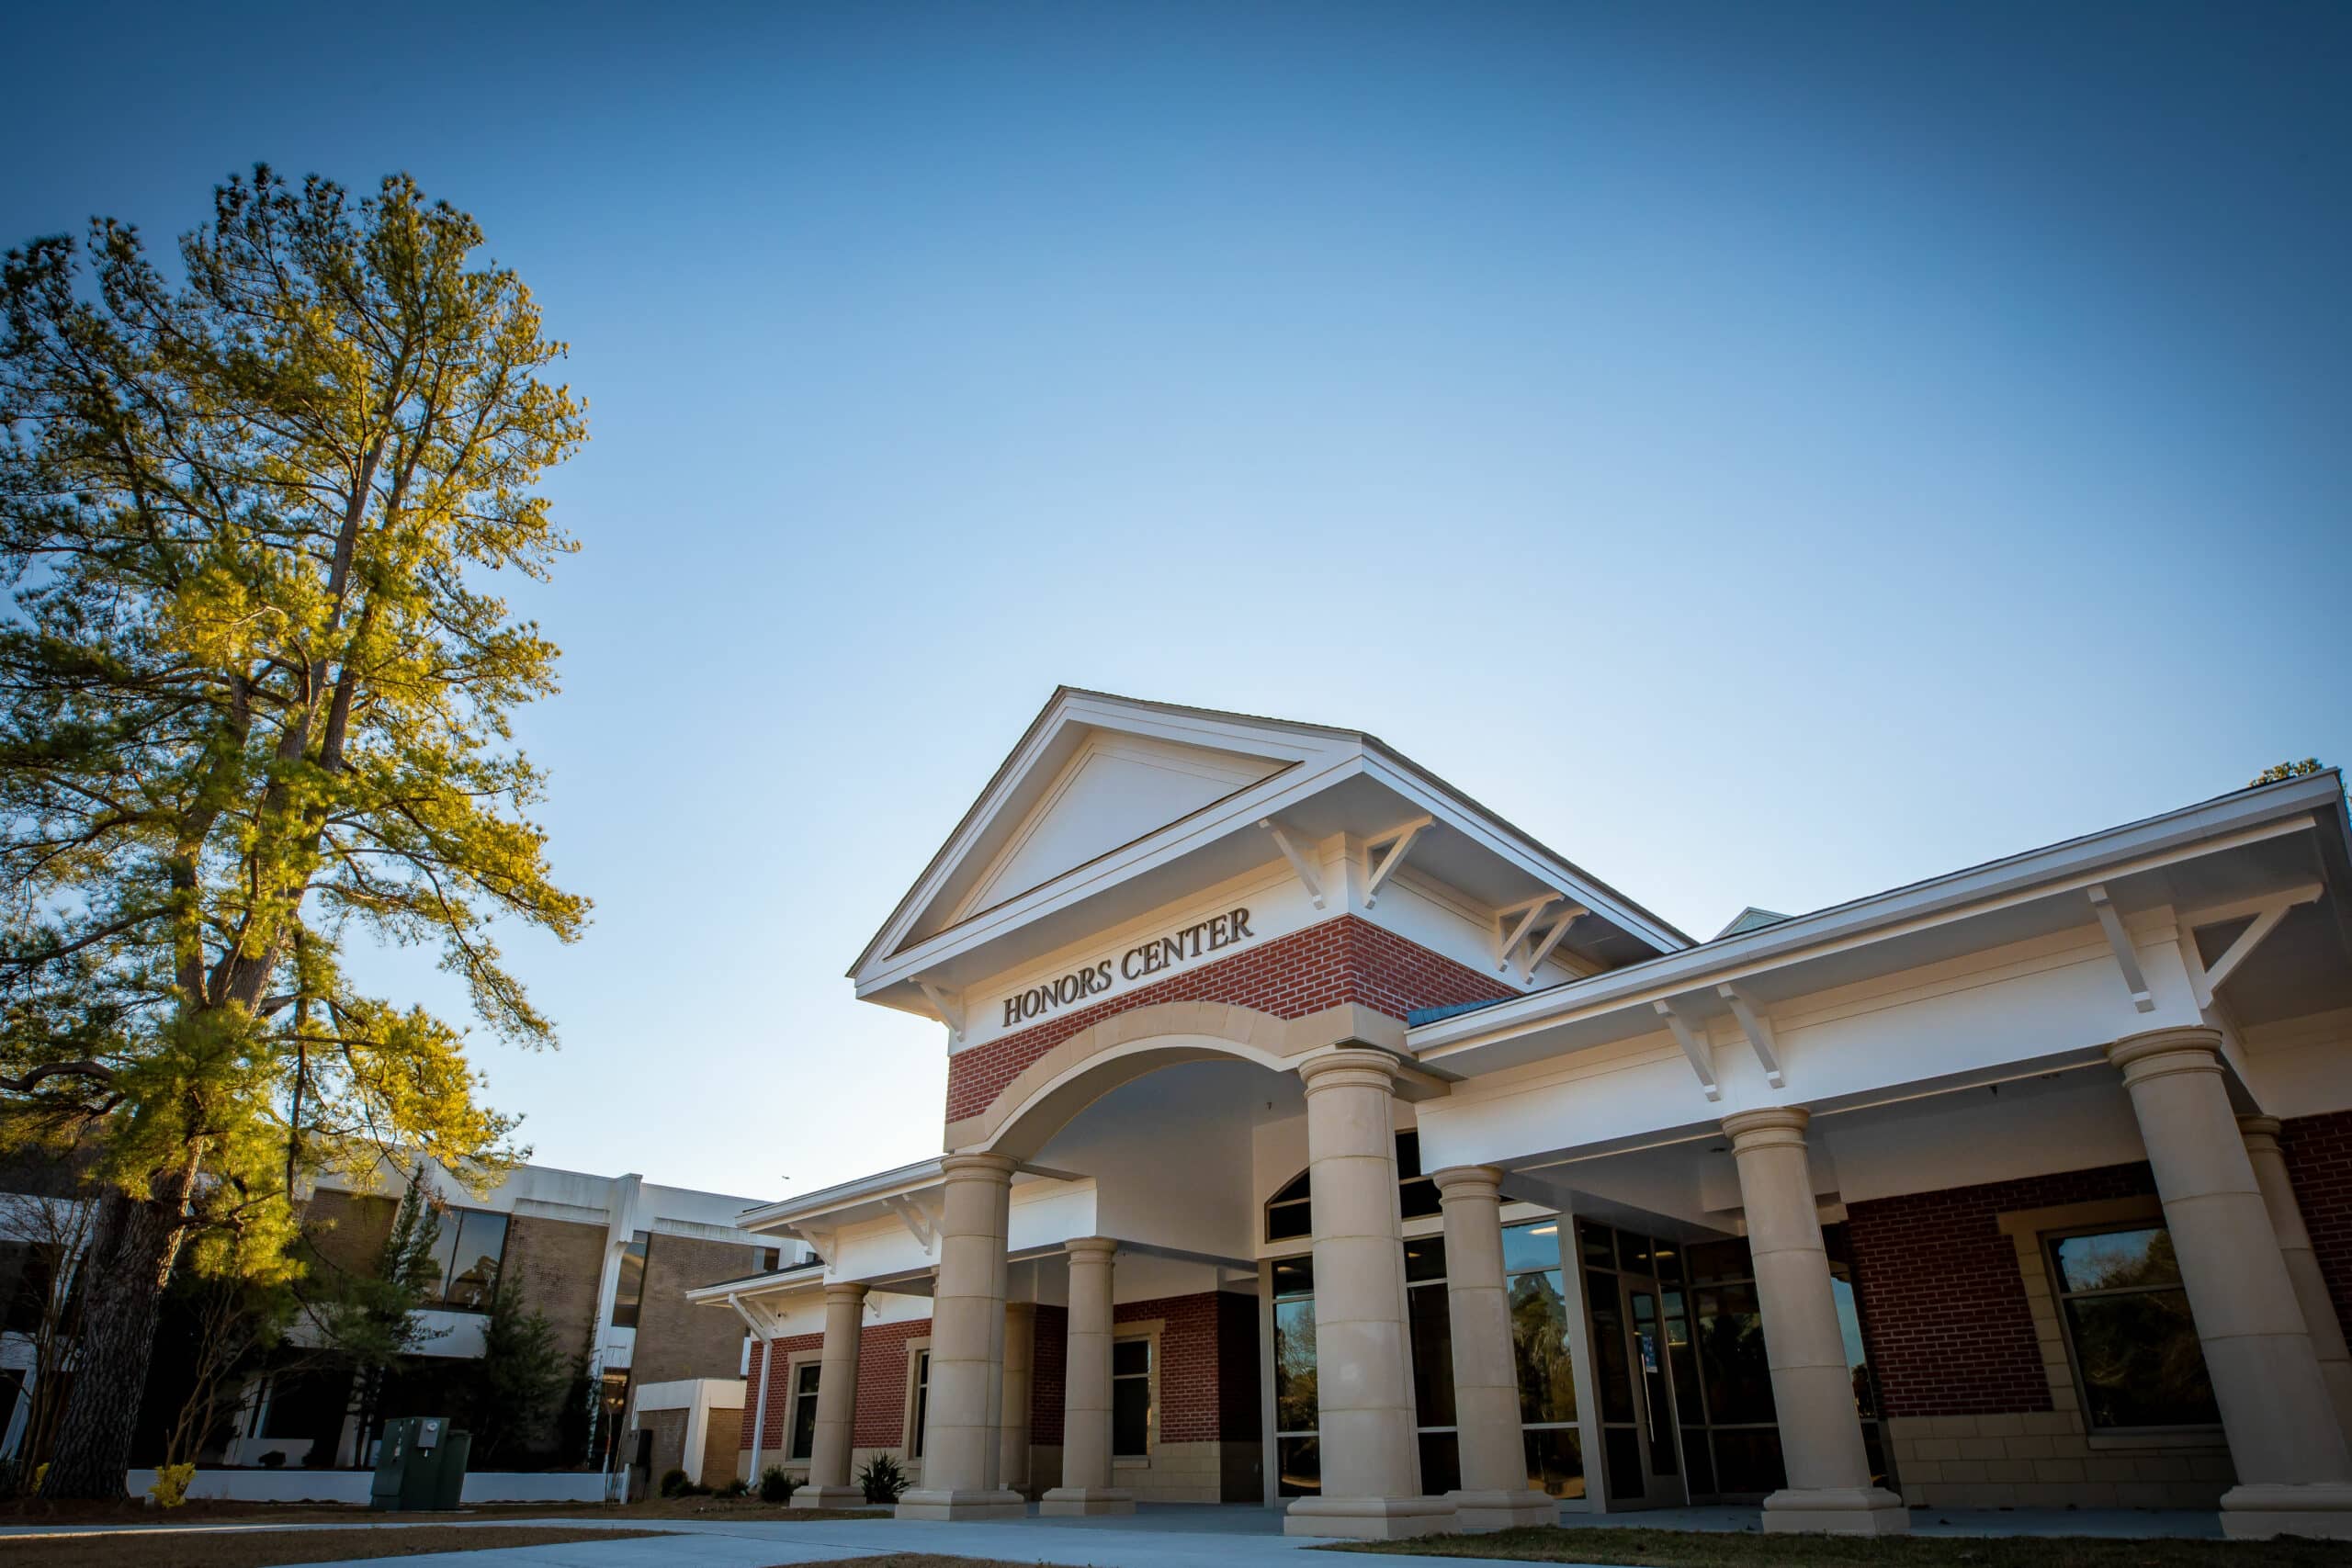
[1722,1105,1810,1150]
[1297,1045,1406,1094]
[2107,1026,2225,1085]
[2239,1114,2285,1150]
[823,1280,870,1307]
[939,1151,1020,1182]
[1064,1235,1119,1261]
[1431,1165,1507,1201]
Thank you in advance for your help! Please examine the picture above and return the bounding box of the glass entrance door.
[1578,1221,1689,1510]
[1623,1280,1684,1506]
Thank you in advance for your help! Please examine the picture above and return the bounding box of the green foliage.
[856,1450,906,1504]
[716,1475,749,1498]
[148,1461,197,1506]
[459,1273,568,1466]
[0,162,590,1246]
[0,164,587,1490]
[658,1466,693,1498]
[2250,758,2328,786]
[758,1463,793,1503]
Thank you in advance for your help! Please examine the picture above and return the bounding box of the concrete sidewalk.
[3,1499,2228,1568]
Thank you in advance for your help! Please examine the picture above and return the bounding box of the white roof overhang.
[1409,771,2352,1078]
[852,689,1689,1015]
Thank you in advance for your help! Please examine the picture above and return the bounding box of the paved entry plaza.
[0,1502,2229,1568]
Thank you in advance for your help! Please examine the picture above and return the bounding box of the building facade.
[697,689,2352,1540]
[166,1161,791,1480]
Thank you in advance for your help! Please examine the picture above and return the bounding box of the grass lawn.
[0,1524,663,1568]
[1319,1525,2352,1567]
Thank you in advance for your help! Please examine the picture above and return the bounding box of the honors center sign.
[999,907,1256,1029]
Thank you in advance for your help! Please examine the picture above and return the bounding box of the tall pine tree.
[0,166,589,1495]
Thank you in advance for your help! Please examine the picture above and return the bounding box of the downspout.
[728,1293,772,1484]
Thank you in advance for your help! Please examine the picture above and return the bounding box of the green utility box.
[369,1416,473,1511]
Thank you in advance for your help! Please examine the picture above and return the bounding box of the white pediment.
[952,733,1287,922]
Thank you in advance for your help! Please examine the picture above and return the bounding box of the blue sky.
[5,2,2346,1201]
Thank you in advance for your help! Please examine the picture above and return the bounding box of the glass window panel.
[1272,1171,1312,1204]
[1274,1298,1319,1433]
[446,1212,506,1310]
[1113,1372,1150,1455]
[1602,1425,1644,1501]
[422,1210,462,1305]
[1862,1420,1894,1491]
[1587,1270,1635,1424]
[1652,1242,1684,1282]
[1693,1285,1776,1425]
[1710,1427,1788,1495]
[1619,1231,1655,1274]
[2063,1292,2219,1429]
[1399,1178,1442,1220]
[611,1233,650,1329]
[788,1367,820,1461]
[1272,1256,1315,1299]
[1524,1427,1586,1499]
[1266,1201,1311,1242]
[1668,1337,1705,1427]
[1417,1430,1461,1496]
[1112,1338,1150,1377]
[2052,1228,2183,1293]
[1685,1237,1752,1285]
[1829,1275,1874,1418]
[1403,1235,1447,1282]
[1277,1435,1321,1497]
[1501,1220,1562,1275]
[1408,1281,1455,1427]
[1510,1269,1577,1425]
[1679,1427,1715,1496]
[910,1349,930,1459]
[1577,1220,1615,1269]
[1395,1130,1424,1179]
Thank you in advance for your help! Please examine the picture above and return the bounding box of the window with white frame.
[1113,1334,1153,1457]
[786,1360,822,1461]
[907,1346,932,1460]
[2047,1225,2219,1431]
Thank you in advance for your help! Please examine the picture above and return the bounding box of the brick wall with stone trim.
[1846,1161,2162,1418]
[944,916,1505,1122]
[1030,1303,1069,1445]
[2282,1108,2352,1340]
[741,1331,824,1456]
[1846,1160,2242,1509]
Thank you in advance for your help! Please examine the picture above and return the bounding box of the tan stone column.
[1041,1237,1135,1515]
[1001,1301,1036,1494]
[1432,1166,1557,1531]
[791,1282,867,1506]
[1723,1107,1907,1535]
[1282,1048,1456,1540]
[897,1154,1026,1520]
[2107,1031,2352,1540]
[2240,1116,2352,1446]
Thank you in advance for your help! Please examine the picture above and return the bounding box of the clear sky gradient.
[5,2,2346,1203]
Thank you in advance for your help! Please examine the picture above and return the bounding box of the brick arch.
[949,1000,1312,1159]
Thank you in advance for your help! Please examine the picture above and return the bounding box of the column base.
[1283,1495,1460,1539]
[1038,1486,1136,1516]
[894,1488,1028,1521]
[2220,1483,2352,1540]
[1760,1486,1911,1535]
[788,1484,870,1509]
[1445,1488,1559,1531]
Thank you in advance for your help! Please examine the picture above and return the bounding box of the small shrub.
[257,1450,288,1469]
[717,1476,749,1498]
[758,1464,793,1503]
[149,1462,198,1508]
[857,1451,906,1504]
[658,1466,692,1498]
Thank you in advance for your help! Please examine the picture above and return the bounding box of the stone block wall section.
[503,1213,607,1363]
[633,1233,769,1391]
[945,916,1506,1122]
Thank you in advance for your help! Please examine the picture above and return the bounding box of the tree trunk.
[38,1178,191,1498]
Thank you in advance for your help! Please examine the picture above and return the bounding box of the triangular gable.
[852,689,1357,976]
[949,732,1288,923]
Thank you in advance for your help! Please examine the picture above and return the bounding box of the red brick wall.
[1115,1291,1258,1445]
[946,916,1504,1122]
[1843,1162,2158,1418]
[739,1317,934,1452]
[1031,1303,1068,1445]
[740,1331,821,1452]
[2283,1109,2352,1340]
